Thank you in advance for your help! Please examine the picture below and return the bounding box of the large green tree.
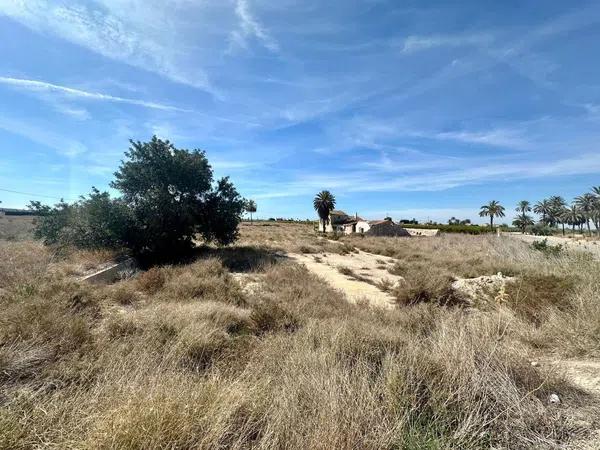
[32,136,245,260]
[313,190,336,233]
[479,200,505,229]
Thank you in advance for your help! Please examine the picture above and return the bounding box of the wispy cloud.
[433,128,530,149]
[0,76,191,112]
[0,1,212,91]
[228,0,279,53]
[401,33,493,53]
[0,115,87,158]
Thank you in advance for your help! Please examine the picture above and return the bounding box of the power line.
[0,188,71,201]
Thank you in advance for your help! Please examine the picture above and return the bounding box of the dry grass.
[1,222,599,448]
[0,215,36,241]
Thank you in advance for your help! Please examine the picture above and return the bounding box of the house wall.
[356,220,370,234]
[343,223,356,235]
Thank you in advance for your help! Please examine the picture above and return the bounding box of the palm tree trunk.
[561,222,565,236]
[587,219,591,236]
[490,216,494,229]
[572,223,575,235]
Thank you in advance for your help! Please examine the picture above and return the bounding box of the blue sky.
[1,0,600,223]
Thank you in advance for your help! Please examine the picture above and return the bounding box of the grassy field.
[1,221,599,448]
[0,215,36,241]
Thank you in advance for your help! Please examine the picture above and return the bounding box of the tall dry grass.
[1,223,598,448]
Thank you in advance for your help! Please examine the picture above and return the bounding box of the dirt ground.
[288,249,400,309]
[508,233,600,258]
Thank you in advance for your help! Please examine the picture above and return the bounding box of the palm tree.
[512,214,534,234]
[575,193,596,236]
[313,191,336,233]
[549,195,567,234]
[245,200,257,224]
[534,199,552,225]
[591,187,600,235]
[515,200,531,216]
[479,200,505,229]
[561,205,582,236]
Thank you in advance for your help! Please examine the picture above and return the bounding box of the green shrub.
[531,239,563,256]
[527,224,554,236]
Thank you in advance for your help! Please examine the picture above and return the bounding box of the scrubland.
[1,222,599,449]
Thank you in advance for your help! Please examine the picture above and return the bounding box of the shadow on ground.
[193,245,286,272]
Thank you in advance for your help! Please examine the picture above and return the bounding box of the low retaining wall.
[404,228,440,237]
[79,257,137,284]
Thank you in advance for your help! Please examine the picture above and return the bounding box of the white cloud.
[401,33,493,53]
[228,0,279,53]
[0,76,191,112]
[434,128,530,149]
[0,0,213,91]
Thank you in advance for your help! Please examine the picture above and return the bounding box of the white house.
[321,210,363,234]
[320,211,410,237]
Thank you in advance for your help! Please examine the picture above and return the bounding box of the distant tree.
[534,199,552,225]
[516,200,531,216]
[479,200,505,229]
[448,216,460,225]
[245,199,257,223]
[512,214,534,234]
[591,187,600,235]
[313,190,336,233]
[575,193,596,236]
[561,205,583,236]
[549,196,567,234]
[459,219,471,225]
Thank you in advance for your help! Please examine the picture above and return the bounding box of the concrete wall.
[404,228,440,237]
[80,258,137,284]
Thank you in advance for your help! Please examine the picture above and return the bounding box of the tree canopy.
[313,191,336,233]
[31,136,246,261]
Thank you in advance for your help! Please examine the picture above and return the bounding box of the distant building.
[322,210,363,234]
[320,211,410,237]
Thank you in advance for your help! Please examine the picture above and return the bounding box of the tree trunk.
[572,223,575,235]
[490,216,494,229]
[587,219,591,236]
[561,222,565,236]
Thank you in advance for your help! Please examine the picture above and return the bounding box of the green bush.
[531,239,563,256]
[29,189,131,250]
[527,224,554,236]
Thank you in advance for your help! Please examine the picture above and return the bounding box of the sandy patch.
[288,249,400,309]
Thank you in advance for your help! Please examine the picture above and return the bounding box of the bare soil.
[288,248,400,309]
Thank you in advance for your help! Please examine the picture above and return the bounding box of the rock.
[548,393,561,404]
[530,361,539,367]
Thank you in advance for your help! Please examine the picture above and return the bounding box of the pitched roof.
[369,219,394,226]
[330,210,348,216]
